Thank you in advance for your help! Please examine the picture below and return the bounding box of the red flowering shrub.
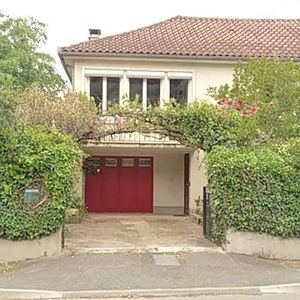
[217,98,259,117]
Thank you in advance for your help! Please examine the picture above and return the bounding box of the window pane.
[170,79,188,105]
[105,158,117,167]
[85,158,101,175]
[129,78,143,102]
[147,79,160,107]
[107,77,120,108]
[90,77,103,107]
[87,157,101,168]
[139,158,152,167]
[122,158,134,167]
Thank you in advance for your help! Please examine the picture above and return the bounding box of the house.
[59,16,300,215]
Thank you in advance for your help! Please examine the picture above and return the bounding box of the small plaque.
[24,188,40,204]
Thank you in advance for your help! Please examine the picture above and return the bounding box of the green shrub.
[206,140,300,244]
[0,125,82,240]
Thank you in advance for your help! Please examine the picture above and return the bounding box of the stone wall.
[0,228,62,263]
[225,229,300,260]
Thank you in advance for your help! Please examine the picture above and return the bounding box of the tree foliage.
[208,57,300,143]
[0,12,65,93]
[17,86,100,141]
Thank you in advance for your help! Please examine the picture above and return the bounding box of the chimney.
[89,29,101,41]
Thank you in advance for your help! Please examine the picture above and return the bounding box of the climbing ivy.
[0,125,82,240]
[206,140,300,244]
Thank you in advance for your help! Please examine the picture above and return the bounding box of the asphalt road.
[0,252,300,291]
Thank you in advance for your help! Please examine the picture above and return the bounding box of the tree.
[208,57,300,143]
[0,12,65,93]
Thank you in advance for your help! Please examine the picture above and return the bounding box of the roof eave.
[58,49,73,82]
[58,50,300,63]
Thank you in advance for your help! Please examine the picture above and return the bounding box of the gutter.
[58,49,300,63]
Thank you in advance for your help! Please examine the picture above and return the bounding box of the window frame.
[128,77,162,110]
[169,78,189,105]
[87,73,122,112]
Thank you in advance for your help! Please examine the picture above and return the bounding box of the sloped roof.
[60,16,300,60]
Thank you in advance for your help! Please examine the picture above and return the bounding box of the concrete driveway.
[64,214,217,253]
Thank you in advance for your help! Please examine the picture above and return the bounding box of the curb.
[1,284,300,299]
[64,246,224,255]
[260,283,300,294]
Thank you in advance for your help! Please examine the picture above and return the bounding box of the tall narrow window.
[90,77,102,107]
[107,77,120,108]
[129,78,143,102]
[170,79,188,105]
[147,79,160,107]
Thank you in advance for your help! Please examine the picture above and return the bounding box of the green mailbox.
[23,188,40,204]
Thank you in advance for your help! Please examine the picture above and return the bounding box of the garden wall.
[225,229,300,260]
[0,228,62,263]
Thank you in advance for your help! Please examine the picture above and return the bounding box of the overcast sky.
[1,0,300,81]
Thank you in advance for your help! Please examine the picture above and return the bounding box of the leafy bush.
[206,140,300,244]
[0,125,82,240]
[208,57,300,143]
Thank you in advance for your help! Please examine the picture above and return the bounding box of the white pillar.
[161,72,169,108]
[188,79,193,103]
[102,77,107,112]
[121,71,129,104]
[142,78,147,110]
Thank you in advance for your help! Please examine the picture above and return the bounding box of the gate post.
[202,186,211,238]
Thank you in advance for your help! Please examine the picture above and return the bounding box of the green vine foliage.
[206,140,300,244]
[0,125,82,240]
[111,100,242,151]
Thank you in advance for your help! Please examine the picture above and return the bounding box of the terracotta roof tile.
[61,16,300,59]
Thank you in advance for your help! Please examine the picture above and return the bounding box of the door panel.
[137,158,153,212]
[99,157,119,212]
[119,158,138,212]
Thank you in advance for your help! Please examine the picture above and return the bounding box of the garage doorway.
[85,156,153,213]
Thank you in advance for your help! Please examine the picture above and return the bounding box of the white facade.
[65,55,234,214]
[69,57,234,103]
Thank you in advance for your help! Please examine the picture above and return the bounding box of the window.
[105,158,117,167]
[129,78,143,102]
[122,158,134,167]
[90,77,103,107]
[139,158,152,167]
[89,76,120,111]
[107,78,120,108]
[129,78,160,108]
[170,79,188,105]
[147,79,160,106]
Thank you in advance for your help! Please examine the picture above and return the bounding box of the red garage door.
[85,156,153,212]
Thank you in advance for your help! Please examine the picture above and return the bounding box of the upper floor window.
[170,79,188,105]
[89,76,120,111]
[129,78,143,102]
[147,79,160,106]
[107,78,120,108]
[90,77,102,107]
[129,78,160,108]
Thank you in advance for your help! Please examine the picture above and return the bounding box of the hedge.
[0,125,82,240]
[206,140,300,245]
